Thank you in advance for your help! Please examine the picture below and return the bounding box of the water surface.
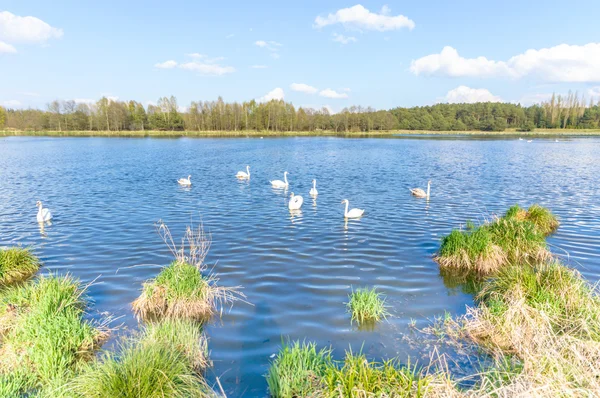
[1,136,599,396]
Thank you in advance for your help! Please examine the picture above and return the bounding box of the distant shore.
[2,129,600,138]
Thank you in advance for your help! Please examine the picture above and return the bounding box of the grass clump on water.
[0,246,40,286]
[266,341,444,398]
[132,221,243,323]
[0,274,107,396]
[69,319,213,398]
[435,205,556,275]
[347,287,389,326]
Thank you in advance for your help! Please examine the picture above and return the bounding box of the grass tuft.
[0,274,108,396]
[132,221,243,323]
[70,319,212,398]
[0,246,40,286]
[346,287,389,326]
[435,206,555,275]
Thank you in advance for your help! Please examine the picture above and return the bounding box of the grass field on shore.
[2,129,600,138]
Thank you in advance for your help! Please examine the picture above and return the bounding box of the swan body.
[270,171,289,188]
[519,137,523,141]
[410,180,431,199]
[527,140,533,143]
[236,165,250,179]
[341,199,364,219]
[309,179,318,196]
[36,201,52,222]
[288,192,303,210]
[178,175,192,186]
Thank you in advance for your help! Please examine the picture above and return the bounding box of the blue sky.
[2,0,600,112]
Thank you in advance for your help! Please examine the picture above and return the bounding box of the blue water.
[1,136,599,396]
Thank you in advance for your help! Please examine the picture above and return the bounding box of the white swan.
[410,180,431,199]
[519,137,523,141]
[178,175,192,186]
[341,199,364,219]
[270,171,289,188]
[288,192,303,210]
[236,165,250,179]
[527,140,533,143]
[309,179,318,196]
[36,201,52,222]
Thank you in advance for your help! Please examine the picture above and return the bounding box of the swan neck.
[345,201,349,216]
[247,166,250,175]
[313,180,316,189]
[426,182,430,198]
[284,173,288,184]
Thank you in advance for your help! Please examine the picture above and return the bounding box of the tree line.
[1,91,599,132]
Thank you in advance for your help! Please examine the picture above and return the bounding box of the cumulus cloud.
[291,83,318,94]
[1,99,21,107]
[179,61,235,76]
[332,33,357,44]
[258,87,284,102]
[314,4,415,31]
[319,88,348,99]
[442,86,502,104]
[0,40,16,53]
[155,60,178,69]
[411,43,600,82]
[0,11,63,43]
[255,40,282,58]
[255,40,267,47]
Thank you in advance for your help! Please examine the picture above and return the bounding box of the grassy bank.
[0,274,108,396]
[2,128,600,138]
[68,319,214,398]
[0,247,40,286]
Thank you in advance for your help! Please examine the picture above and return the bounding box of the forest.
[1,92,599,132]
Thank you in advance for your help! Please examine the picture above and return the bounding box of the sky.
[1,0,600,112]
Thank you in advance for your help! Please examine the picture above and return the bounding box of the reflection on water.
[1,136,600,396]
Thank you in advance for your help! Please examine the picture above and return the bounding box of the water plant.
[346,286,389,326]
[504,204,560,236]
[132,221,243,323]
[435,207,553,275]
[69,319,213,398]
[0,246,40,286]
[0,274,108,396]
[266,341,442,397]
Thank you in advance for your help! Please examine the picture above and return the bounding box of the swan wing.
[410,188,426,197]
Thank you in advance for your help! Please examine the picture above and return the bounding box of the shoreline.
[2,129,600,138]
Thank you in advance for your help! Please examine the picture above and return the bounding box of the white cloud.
[2,99,21,107]
[185,53,204,59]
[258,87,284,102]
[588,87,600,98]
[332,33,357,44]
[255,40,282,58]
[155,60,178,69]
[179,61,235,76]
[0,11,63,43]
[0,40,16,53]
[319,88,348,99]
[255,40,267,47]
[442,86,502,104]
[411,43,600,83]
[291,83,318,94]
[251,65,268,69]
[314,4,415,31]
[73,98,96,105]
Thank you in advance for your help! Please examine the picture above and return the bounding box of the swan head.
[341,199,348,204]
[428,180,431,185]
[36,200,42,208]
[284,171,288,176]
[290,192,295,198]
[312,179,316,183]
[188,175,191,179]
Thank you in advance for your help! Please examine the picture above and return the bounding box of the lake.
[1,136,599,396]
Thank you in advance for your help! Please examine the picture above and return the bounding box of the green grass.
[346,287,389,326]
[69,319,212,398]
[0,274,107,396]
[266,341,437,398]
[266,341,332,397]
[132,261,215,323]
[0,246,40,286]
[436,207,554,275]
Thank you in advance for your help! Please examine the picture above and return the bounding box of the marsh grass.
[266,341,446,398]
[442,261,600,395]
[505,204,559,236]
[0,246,40,286]
[0,274,108,396]
[435,207,553,275]
[347,287,389,326]
[132,221,243,323]
[70,319,213,398]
